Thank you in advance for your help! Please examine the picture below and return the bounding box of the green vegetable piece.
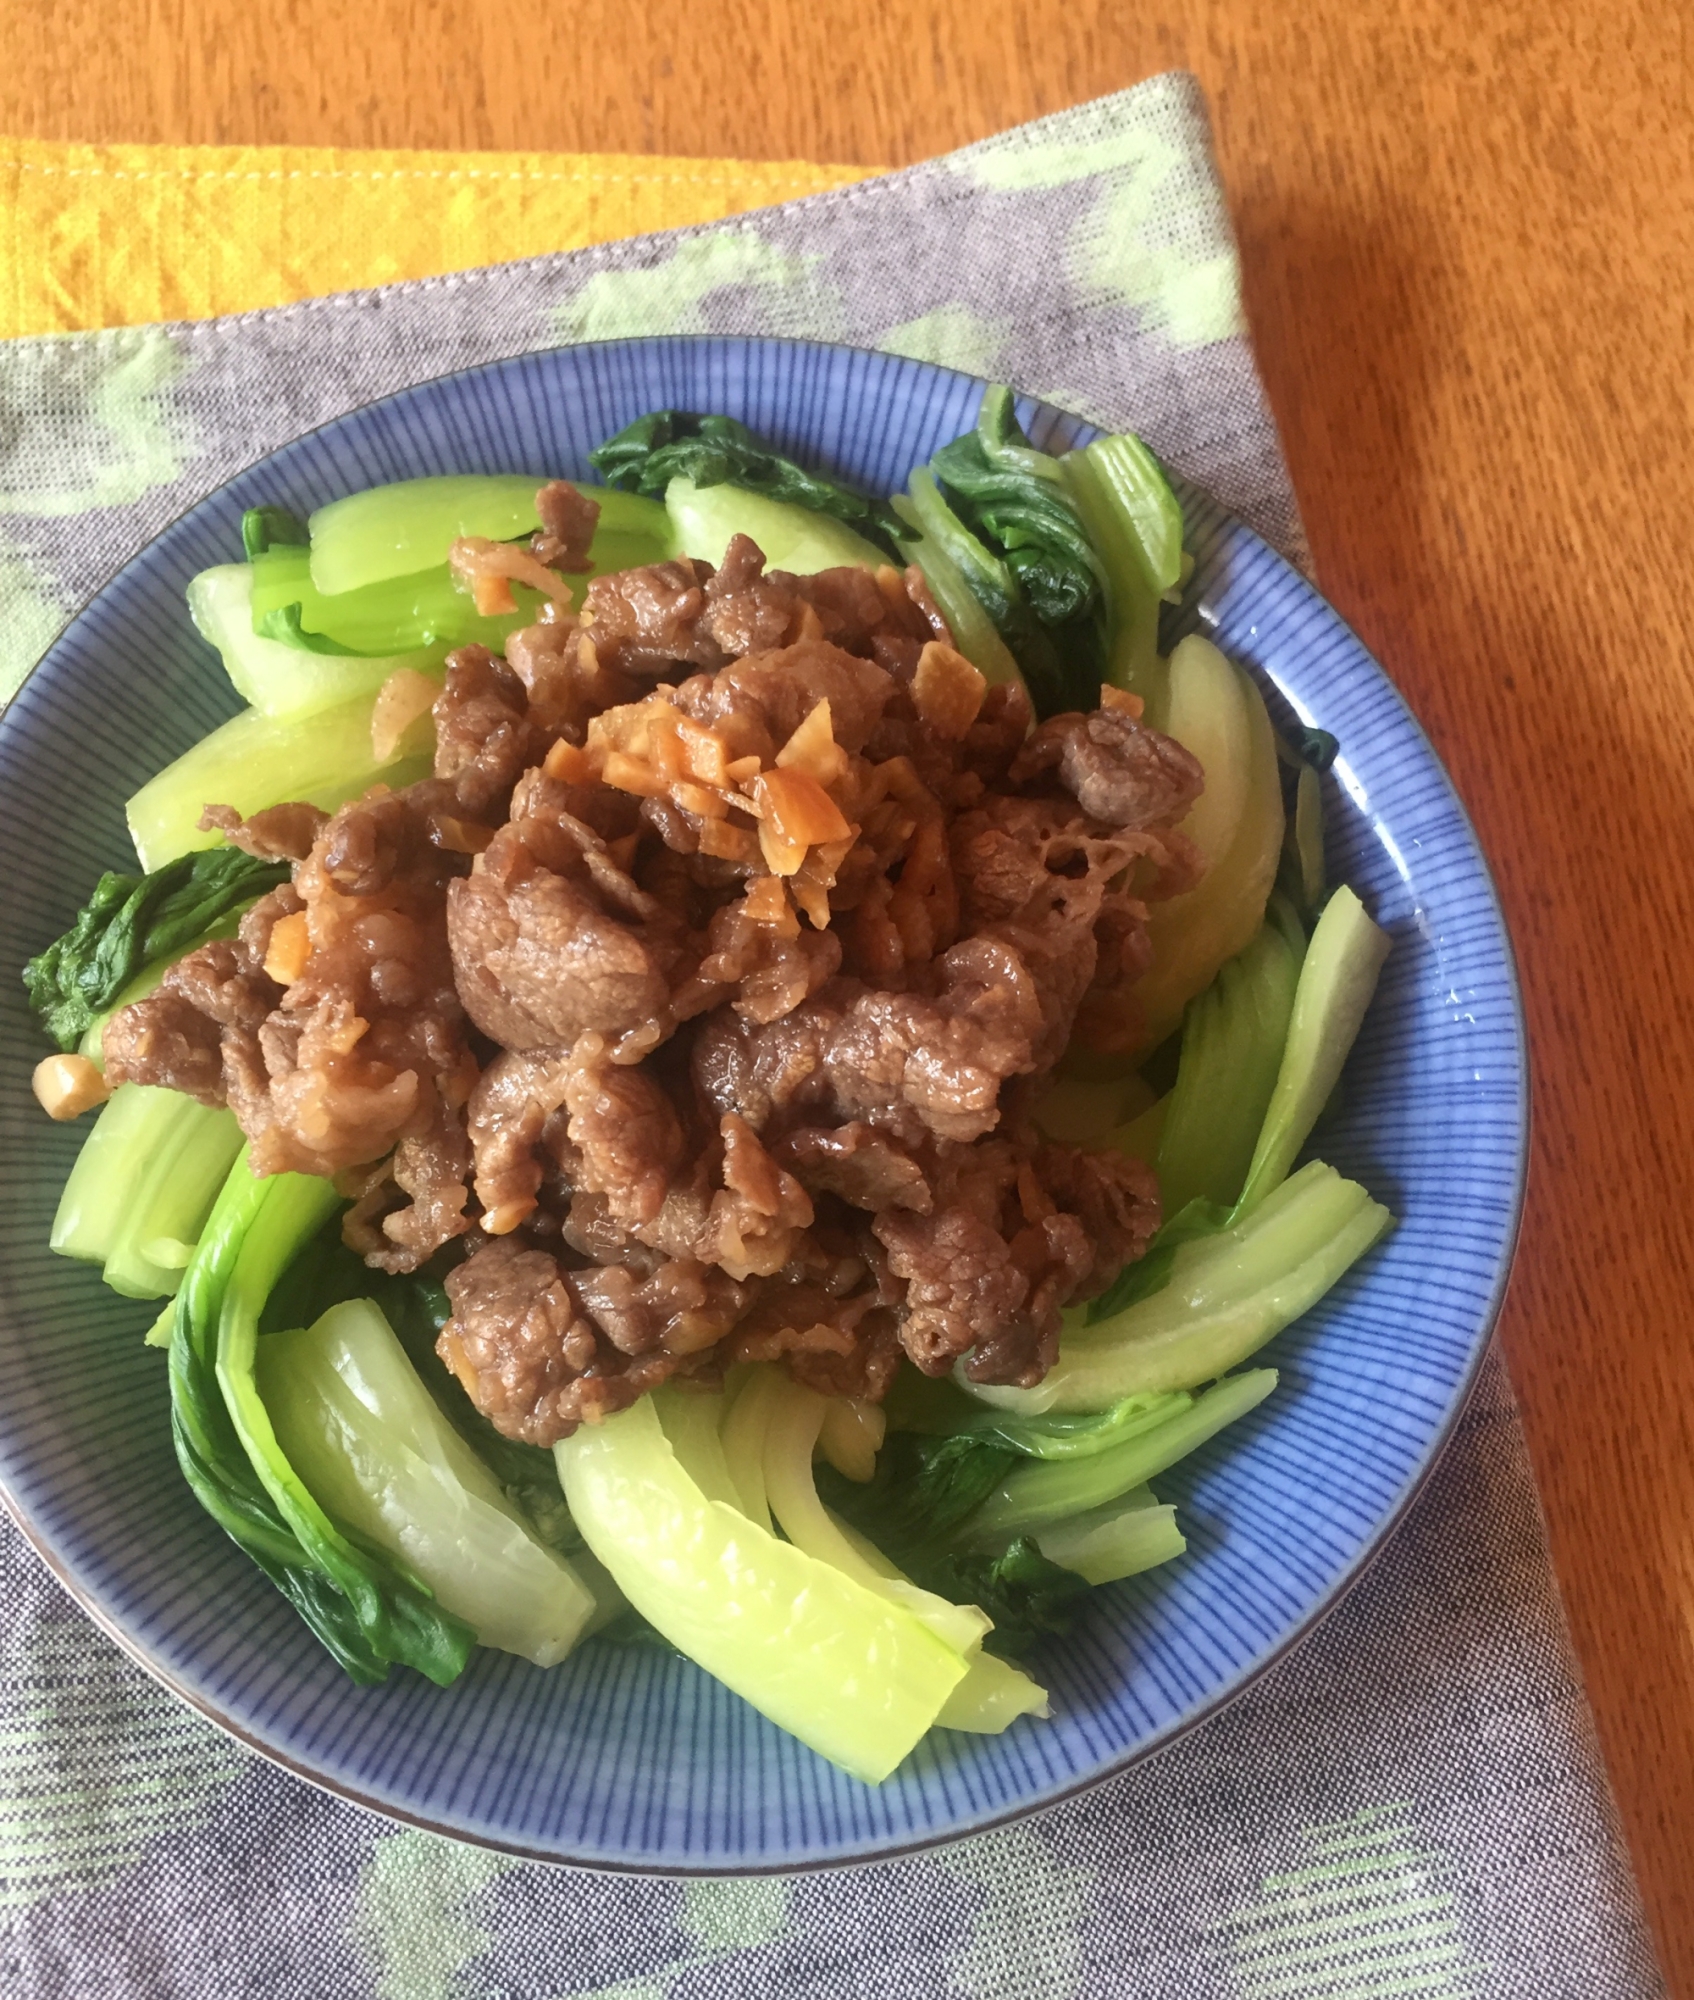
[1058,446,1165,704]
[885,1367,1193,1462]
[757,1375,991,1658]
[1074,432,1184,595]
[590,411,903,554]
[1235,886,1393,1215]
[887,492,1022,686]
[250,543,537,656]
[50,1082,244,1297]
[188,564,446,718]
[972,1161,1391,1414]
[930,387,1103,630]
[900,468,1082,715]
[1131,641,1286,1049]
[308,474,552,596]
[169,1154,476,1684]
[127,692,433,871]
[241,506,310,558]
[1035,1490,1186,1585]
[1157,917,1304,1216]
[1277,760,1327,920]
[23,845,290,1050]
[258,1299,598,1667]
[555,1395,969,1785]
[912,1539,1094,1659]
[664,474,890,574]
[966,1372,1278,1543]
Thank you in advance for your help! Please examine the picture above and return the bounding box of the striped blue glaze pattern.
[0,338,1526,1871]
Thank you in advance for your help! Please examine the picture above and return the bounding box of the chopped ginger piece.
[912,641,987,740]
[263,910,312,985]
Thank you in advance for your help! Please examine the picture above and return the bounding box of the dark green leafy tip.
[241,506,311,559]
[817,1429,1019,1565]
[913,1538,1092,1659]
[24,847,291,1051]
[1292,725,1339,772]
[932,387,1103,627]
[917,387,1104,714]
[1085,1196,1233,1324]
[253,602,366,656]
[588,410,905,556]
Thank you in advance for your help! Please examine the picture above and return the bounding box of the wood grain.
[5,0,1693,1983]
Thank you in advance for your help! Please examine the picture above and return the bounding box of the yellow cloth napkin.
[0,138,876,340]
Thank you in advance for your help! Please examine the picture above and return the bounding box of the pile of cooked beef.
[103,483,1206,1444]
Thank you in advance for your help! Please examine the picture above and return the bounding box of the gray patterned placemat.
[0,73,1666,1999]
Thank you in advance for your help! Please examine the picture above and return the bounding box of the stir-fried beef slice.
[1033,1142,1162,1298]
[505,612,641,740]
[531,480,599,571]
[572,1257,751,1358]
[101,987,231,1104]
[466,1047,577,1235]
[102,884,297,1102]
[680,893,844,1025]
[672,639,896,756]
[790,564,930,656]
[693,938,1045,1148]
[772,1121,933,1213]
[562,1031,684,1227]
[1011,705,1205,830]
[580,556,721,677]
[719,1276,877,1367]
[695,534,804,659]
[507,766,643,844]
[439,1235,681,1443]
[367,1116,475,1274]
[447,815,685,1054]
[874,1204,1033,1375]
[199,800,327,862]
[433,646,550,816]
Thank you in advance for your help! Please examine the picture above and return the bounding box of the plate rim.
[0,332,1530,1872]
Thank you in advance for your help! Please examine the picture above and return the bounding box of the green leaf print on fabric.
[877,307,1014,381]
[948,122,1180,196]
[0,1615,244,1910]
[352,1829,515,2000]
[0,542,69,702]
[935,1822,1096,1999]
[679,1876,792,1953]
[0,329,193,517]
[1211,1803,1488,1999]
[548,229,845,346]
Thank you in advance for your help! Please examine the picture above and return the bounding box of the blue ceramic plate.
[0,338,1526,1870]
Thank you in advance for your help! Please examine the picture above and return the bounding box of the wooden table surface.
[5,0,1692,1985]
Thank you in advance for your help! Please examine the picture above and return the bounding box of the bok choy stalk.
[1155,907,1305,1216]
[1234,885,1392,1214]
[556,1392,971,1784]
[127,691,434,871]
[258,1299,598,1667]
[1033,1489,1187,1585]
[1130,637,1287,1051]
[51,1083,243,1299]
[970,1162,1391,1415]
[189,564,445,719]
[23,846,289,1050]
[247,484,673,657]
[589,411,904,555]
[963,1372,1278,1542]
[170,1152,475,1685]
